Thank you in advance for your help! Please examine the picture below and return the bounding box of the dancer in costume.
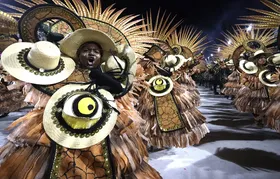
[0,2,161,178]
[241,0,280,132]
[221,59,242,99]
[257,54,280,132]
[215,26,275,125]
[209,58,231,95]
[0,10,27,117]
[167,27,209,105]
[137,10,209,149]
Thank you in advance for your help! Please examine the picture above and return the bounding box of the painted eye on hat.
[153,78,167,91]
[64,94,100,118]
[76,96,97,116]
[62,93,103,129]
[155,79,163,85]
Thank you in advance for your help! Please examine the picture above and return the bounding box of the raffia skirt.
[0,87,161,179]
[138,81,209,149]
[221,71,242,96]
[0,84,26,114]
[264,87,280,133]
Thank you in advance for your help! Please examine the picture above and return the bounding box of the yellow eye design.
[62,93,103,129]
[155,79,163,85]
[153,78,167,91]
[78,97,96,115]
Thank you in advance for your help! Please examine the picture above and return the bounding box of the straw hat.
[267,53,280,65]
[164,54,190,72]
[248,50,272,61]
[239,59,258,74]
[43,84,118,149]
[259,69,280,87]
[148,75,174,96]
[60,28,117,61]
[1,41,75,85]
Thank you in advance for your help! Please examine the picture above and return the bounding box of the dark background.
[1,0,267,56]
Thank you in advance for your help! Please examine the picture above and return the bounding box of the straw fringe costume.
[240,0,280,132]
[221,70,242,97]
[136,11,209,149]
[0,1,161,178]
[217,26,275,122]
[0,11,27,116]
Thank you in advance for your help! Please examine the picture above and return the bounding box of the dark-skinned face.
[78,43,102,69]
[257,56,266,65]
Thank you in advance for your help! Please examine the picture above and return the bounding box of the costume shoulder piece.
[240,0,280,49]
[239,0,280,29]
[0,0,155,56]
[0,10,17,35]
[141,8,183,68]
[0,2,86,43]
[217,26,275,72]
[167,26,209,59]
[0,10,18,52]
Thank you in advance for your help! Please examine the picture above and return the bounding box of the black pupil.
[88,104,94,110]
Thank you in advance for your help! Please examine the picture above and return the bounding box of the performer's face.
[78,43,102,68]
[258,55,266,65]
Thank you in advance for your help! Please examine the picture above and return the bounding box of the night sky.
[100,0,266,56]
[1,0,268,55]
[100,0,265,40]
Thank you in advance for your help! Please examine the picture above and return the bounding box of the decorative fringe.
[264,88,280,133]
[234,86,270,115]
[0,145,50,179]
[174,72,201,106]
[0,88,27,114]
[0,100,161,178]
[221,87,240,96]
[138,85,209,149]
[221,71,241,96]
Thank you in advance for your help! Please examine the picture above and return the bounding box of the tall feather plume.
[239,0,280,28]
[216,26,276,58]
[0,10,18,35]
[142,8,183,42]
[0,0,156,55]
[167,26,209,55]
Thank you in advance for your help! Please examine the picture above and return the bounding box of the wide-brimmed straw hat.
[1,41,75,85]
[248,50,272,61]
[164,54,191,72]
[60,28,117,61]
[267,53,280,65]
[43,84,118,149]
[239,59,258,74]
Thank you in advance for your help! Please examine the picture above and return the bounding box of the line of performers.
[0,1,210,178]
[198,0,280,132]
[1,0,280,178]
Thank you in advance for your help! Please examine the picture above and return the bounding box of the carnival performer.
[221,59,242,99]
[137,10,209,149]
[0,1,161,178]
[239,0,280,132]
[0,28,161,179]
[0,10,28,117]
[257,54,280,132]
[215,26,275,125]
[235,49,273,126]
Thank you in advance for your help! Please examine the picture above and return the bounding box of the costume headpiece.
[1,41,75,84]
[217,26,275,73]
